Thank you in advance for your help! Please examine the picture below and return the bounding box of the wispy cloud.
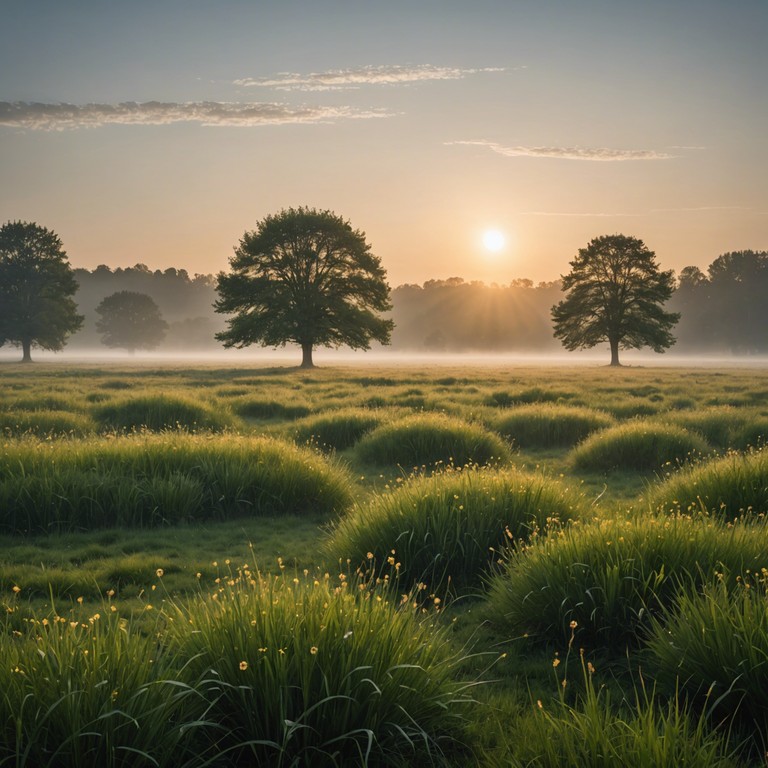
[447,139,674,162]
[235,64,508,91]
[651,205,750,212]
[0,101,391,130]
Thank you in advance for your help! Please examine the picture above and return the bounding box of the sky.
[1,0,766,288]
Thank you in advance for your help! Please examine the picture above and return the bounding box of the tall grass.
[168,568,474,767]
[0,410,96,437]
[93,394,235,432]
[647,448,768,521]
[485,515,768,648]
[354,413,512,469]
[494,405,614,449]
[291,408,384,451]
[646,579,768,744]
[327,467,585,594]
[0,434,353,533]
[570,422,709,472]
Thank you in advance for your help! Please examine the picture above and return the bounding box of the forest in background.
[67,250,768,355]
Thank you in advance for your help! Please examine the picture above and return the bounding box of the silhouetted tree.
[215,207,393,368]
[0,221,83,362]
[95,291,168,352]
[552,234,679,366]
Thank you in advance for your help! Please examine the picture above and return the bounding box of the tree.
[215,207,394,368]
[0,221,83,362]
[551,234,679,366]
[95,291,168,352]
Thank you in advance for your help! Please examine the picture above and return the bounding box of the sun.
[482,229,506,252]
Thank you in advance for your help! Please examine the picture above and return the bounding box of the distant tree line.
[67,250,768,355]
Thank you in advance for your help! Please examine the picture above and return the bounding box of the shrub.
[647,448,768,521]
[570,421,709,472]
[94,394,234,432]
[169,570,472,767]
[292,408,384,451]
[0,434,353,533]
[495,405,614,449]
[485,515,768,648]
[355,413,512,468]
[646,580,768,744]
[327,467,585,594]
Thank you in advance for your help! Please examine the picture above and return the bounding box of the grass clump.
[495,405,614,449]
[0,410,96,437]
[233,396,312,420]
[327,467,585,594]
[646,580,768,747]
[168,568,473,767]
[93,394,234,432]
[570,421,709,472]
[647,448,768,521]
[354,413,512,469]
[667,407,750,449]
[485,515,768,648]
[292,408,384,451]
[0,434,353,533]
[0,607,204,766]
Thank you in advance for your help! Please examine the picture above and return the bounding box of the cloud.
[447,139,674,162]
[519,211,641,217]
[0,100,391,130]
[235,64,507,91]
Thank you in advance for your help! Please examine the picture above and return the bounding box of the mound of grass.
[355,413,512,468]
[233,396,312,420]
[732,419,768,450]
[484,387,573,408]
[0,410,96,437]
[0,434,353,533]
[647,580,768,743]
[292,408,384,451]
[570,421,709,472]
[327,467,585,594]
[601,398,661,419]
[169,571,472,766]
[647,448,768,521]
[495,405,615,449]
[485,515,768,648]
[666,407,750,449]
[93,394,234,432]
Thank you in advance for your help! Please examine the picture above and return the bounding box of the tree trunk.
[609,338,621,367]
[21,339,32,363]
[300,343,315,369]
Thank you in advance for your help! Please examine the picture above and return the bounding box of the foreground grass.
[1,361,768,766]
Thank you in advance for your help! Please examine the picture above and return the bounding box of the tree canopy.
[0,220,83,362]
[551,234,679,366]
[215,207,393,367]
[95,291,168,352]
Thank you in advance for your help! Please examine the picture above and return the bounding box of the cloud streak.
[519,211,641,217]
[448,139,674,162]
[235,64,507,91]
[0,101,391,130]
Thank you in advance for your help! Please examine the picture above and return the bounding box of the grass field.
[1,361,767,766]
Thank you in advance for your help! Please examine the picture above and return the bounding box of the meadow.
[1,361,767,766]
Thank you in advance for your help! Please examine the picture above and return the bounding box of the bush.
[169,570,472,767]
[647,448,768,522]
[94,394,234,432]
[292,408,384,451]
[495,405,614,449]
[0,434,353,533]
[355,413,512,468]
[646,580,768,745]
[327,467,585,594]
[485,515,768,648]
[570,422,709,472]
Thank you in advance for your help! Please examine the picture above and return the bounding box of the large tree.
[551,234,679,366]
[0,221,83,362]
[95,291,168,352]
[215,207,394,367]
